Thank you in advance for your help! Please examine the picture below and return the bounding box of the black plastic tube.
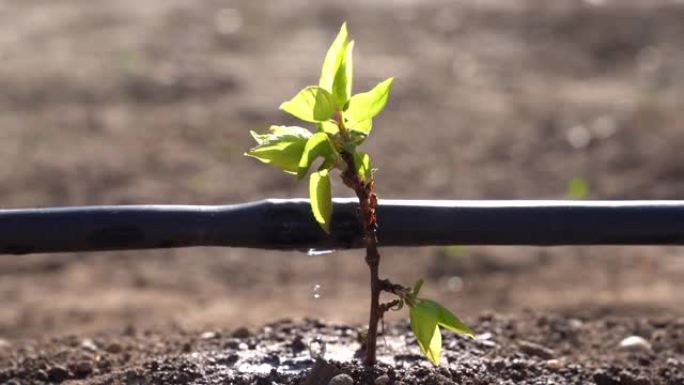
[2,199,684,255]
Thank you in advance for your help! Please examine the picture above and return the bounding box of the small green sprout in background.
[567,176,591,200]
[246,23,472,366]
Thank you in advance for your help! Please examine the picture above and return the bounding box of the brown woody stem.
[340,149,381,366]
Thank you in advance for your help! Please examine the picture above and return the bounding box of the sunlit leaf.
[348,118,372,136]
[297,132,337,179]
[245,127,312,173]
[320,23,349,95]
[354,151,372,182]
[330,40,354,108]
[269,125,313,137]
[318,120,339,135]
[344,40,354,102]
[280,86,335,123]
[421,299,474,338]
[309,169,333,233]
[410,301,442,366]
[346,77,394,124]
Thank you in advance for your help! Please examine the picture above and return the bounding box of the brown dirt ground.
[1,0,684,382]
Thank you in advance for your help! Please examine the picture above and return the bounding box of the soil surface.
[2,0,684,383]
[2,314,684,384]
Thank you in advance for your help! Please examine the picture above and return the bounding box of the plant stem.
[340,150,381,366]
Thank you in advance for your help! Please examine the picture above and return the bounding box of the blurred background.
[2,0,684,340]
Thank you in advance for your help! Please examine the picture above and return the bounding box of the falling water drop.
[312,284,322,299]
[446,276,464,292]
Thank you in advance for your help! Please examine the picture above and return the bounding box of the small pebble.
[125,369,144,385]
[81,338,98,352]
[73,361,93,377]
[475,332,497,347]
[518,340,555,359]
[476,332,493,340]
[48,366,70,382]
[232,327,252,338]
[476,339,497,348]
[328,373,353,385]
[619,336,652,352]
[568,319,584,330]
[200,331,218,340]
[545,359,564,370]
[34,369,48,381]
[290,335,307,353]
[375,374,390,385]
[106,342,123,354]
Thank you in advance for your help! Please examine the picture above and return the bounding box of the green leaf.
[410,301,442,366]
[421,299,474,338]
[318,121,339,135]
[346,77,394,123]
[245,127,312,174]
[320,23,348,94]
[298,132,337,179]
[567,177,590,200]
[330,40,354,108]
[412,279,424,296]
[309,169,333,233]
[348,118,372,136]
[269,125,313,137]
[354,151,372,182]
[344,40,354,101]
[280,86,335,123]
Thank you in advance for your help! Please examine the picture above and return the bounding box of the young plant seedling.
[246,23,473,366]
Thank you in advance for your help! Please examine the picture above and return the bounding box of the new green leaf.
[330,40,354,108]
[245,127,312,173]
[280,86,335,123]
[422,299,474,338]
[318,120,339,135]
[348,118,372,136]
[298,132,337,179]
[346,77,394,124]
[409,296,473,366]
[320,23,352,108]
[269,125,313,137]
[410,301,442,366]
[354,151,372,182]
[309,169,333,233]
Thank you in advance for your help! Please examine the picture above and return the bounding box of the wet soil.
[2,314,684,384]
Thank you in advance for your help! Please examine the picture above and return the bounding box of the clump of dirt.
[2,313,682,384]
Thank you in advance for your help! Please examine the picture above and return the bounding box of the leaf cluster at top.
[246,23,393,233]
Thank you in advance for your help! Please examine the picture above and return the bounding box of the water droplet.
[308,337,327,360]
[307,248,335,256]
[312,284,322,299]
[446,276,464,292]
[566,125,591,149]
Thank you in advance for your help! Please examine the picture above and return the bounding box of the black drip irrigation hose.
[2,199,684,255]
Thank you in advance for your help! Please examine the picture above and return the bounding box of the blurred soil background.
[1,0,684,343]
